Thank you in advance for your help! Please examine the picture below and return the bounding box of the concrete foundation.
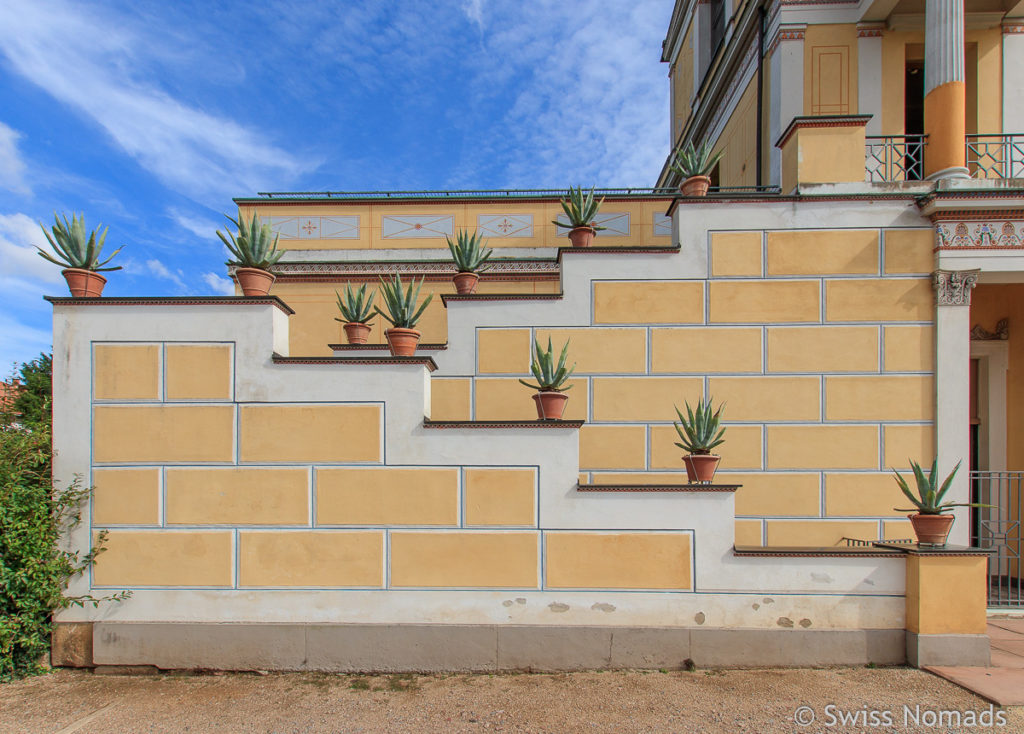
[65,622,912,672]
[906,631,991,667]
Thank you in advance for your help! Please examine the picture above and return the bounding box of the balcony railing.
[966,135,1024,179]
[865,135,926,182]
[971,471,1023,608]
[866,134,1024,182]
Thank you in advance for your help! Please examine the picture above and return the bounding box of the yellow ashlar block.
[535,328,647,373]
[240,404,381,463]
[390,532,539,588]
[589,471,686,484]
[711,231,762,277]
[766,326,879,372]
[579,425,647,470]
[766,230,879,276]
[92,468,160,525]
[767,425,878,469]
[883,425,936,469]
[780,125,867,191]
[464,469,536,526]
[883,519,914,541]
[824,473,906,517]
[477,329,531,374]
[884,326,935,372]
[765,520,880,547]
[429,378,472,420]
[825,278,933,322]
[593,281,704,325]
[93,405,235,463]
[239,531,384,587]
[709,281,820,323]
[884,229,935,274]
[475,378,588,421]
[735,519,764,546]
[825,376,934,420]
[92,530,233,586]
[545,532,692,590]
[651,328,762,373]
[93,344,161,400]
[592,377,704,421]
[165,468,309,525]
[650,424,762,470]
[316,468,458,525]
[719,472,820,517]
[707,376,820,421]
[906,555,988,635]
[165,344,233,400]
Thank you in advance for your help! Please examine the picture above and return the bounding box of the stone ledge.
[423,419,585,429]
[733,546,905,558]
[83,622,907,672]
[44,295,295,315]
[577,483,739,493]
[272,354,437,371]
[327,342,447,351]
[441,293,563,305]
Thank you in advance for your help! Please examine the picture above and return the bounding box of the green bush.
[1,355,127,681]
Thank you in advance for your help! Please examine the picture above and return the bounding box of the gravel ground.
[1,667,1021,733]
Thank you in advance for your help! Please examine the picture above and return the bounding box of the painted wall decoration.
[478,214,534,238]
[382,215,455,239]
[266,216,360,239]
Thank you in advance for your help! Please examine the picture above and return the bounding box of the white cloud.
[0,212,61,283]
[168,208,222,241]
[202,272,235,295]
[0,122,30,195]
[462,0,484,30]
[0,0,317,202]
[145,258,186,290]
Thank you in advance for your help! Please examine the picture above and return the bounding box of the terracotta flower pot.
[235,267,275,296]
[533,391,568,420]
[567,226,596,248]
[343,322,372,344]
[62,268,107,297]
[385,327,421,356]
[452,272,480,295]
[683,454,720,483]
[680,175,711,197]
[909,513,955,545]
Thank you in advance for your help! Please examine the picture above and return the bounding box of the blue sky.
[0,0,671,372]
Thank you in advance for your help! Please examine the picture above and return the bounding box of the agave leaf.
[934,459,961,504]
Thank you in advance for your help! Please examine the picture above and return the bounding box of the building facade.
[48,0,1020,672]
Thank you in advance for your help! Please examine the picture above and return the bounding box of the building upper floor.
[657,0,1024,189]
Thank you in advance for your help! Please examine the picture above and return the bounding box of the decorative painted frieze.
[265,216,359,239]
[554,212,630,236]
[381,215,454,239]
[653,213,672,237]
[477,214,534,238]
[935,220,1024,249]
[932,268,979,306]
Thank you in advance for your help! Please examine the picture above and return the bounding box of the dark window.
[710,0,727,56]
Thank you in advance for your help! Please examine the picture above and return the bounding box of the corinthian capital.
[932,269,979,306]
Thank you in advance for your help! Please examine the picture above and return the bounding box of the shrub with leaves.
[35,212,123,272]
[1,357,128,681]
[217,213,284,270]
[334,283,375,324]
[518,337,575,392]
[374,274,433,329]
[552,187,607,230]
[673,397,726,455]
[446,229,493,273]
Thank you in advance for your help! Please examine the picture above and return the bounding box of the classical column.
[924,0,969,179]
[1003,23,1024,137]
[857,23,885,136]
[768,24,805,187]
[932,268,979,545]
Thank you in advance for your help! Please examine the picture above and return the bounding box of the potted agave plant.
[552,186,606,248]
[673,397,726,483]
[447,229,493,294]
[893,459,991,546]
[374,273,434,356]
[334,283,376,344]
[518,337,575,420]
[36,212,123,297]
[670,140,723,197]
[216,212,284,296]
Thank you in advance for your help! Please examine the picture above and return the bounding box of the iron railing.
[966,135,1024,179]
[971,471,1023,608]
[865,135,926,182]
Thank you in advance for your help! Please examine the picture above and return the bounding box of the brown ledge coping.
[272,354,437,371]
[733,545,905,558]
[327,343,447,351]
[423,419,584,429]
[441,293,563,305]
[577,483,739,493]
[44,295,295,315]
[873,542,995,557]
[555,245,679,262]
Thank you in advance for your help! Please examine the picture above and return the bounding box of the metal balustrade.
[971,471,1023,608]
[966,135,1024,179]
[865,135,926,182]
